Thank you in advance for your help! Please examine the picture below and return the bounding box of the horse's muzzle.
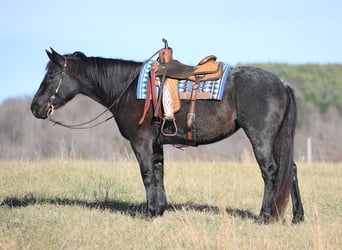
[31,102,49,119]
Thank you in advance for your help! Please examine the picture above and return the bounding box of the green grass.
[0,160,341,249]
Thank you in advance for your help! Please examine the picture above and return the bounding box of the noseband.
[47,57,68,116]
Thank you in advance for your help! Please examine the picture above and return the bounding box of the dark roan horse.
[31,48,304,224]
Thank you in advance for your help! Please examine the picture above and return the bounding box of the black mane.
[65,53,142,105]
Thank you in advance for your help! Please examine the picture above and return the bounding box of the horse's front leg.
[131,138,167,217]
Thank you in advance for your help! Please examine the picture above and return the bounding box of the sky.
[0,0,341,103]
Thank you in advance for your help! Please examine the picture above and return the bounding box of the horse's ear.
[46,49,54,61]
[46,48,65,66]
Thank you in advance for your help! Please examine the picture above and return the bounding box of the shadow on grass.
[0,195,258,221]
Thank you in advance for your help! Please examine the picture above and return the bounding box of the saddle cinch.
[139,39,224,142]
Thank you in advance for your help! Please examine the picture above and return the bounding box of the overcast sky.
[0,0,341,103]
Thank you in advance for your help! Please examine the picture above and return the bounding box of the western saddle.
[139,39,223,143]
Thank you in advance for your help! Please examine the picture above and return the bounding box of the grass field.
[0,159,341,249]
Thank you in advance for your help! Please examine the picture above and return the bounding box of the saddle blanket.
[137,60,232,100]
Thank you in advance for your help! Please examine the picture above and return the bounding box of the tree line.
[252,63,342,115]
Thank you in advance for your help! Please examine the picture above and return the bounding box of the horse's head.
[31,48,80,119]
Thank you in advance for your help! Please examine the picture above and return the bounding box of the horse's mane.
[65,51,142,103]
[70,51,87,58]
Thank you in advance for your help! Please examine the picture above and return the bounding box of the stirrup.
[161,117,178,137]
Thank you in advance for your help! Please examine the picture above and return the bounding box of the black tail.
[272,86,297,219]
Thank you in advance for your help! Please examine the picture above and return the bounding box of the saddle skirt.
[137,60,232,101]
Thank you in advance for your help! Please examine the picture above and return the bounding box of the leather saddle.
[139,39,223,142]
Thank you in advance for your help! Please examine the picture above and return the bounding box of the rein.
[47,56,140,129]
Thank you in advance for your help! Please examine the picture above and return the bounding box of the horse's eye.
[47,73,56,81]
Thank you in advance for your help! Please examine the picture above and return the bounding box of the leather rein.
[47,56,140,129]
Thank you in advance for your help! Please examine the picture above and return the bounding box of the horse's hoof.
[143,210,155,221]
[292,215,305,224]
[255,214,273,224]
[144,206,165,220]
[255,216,268,224]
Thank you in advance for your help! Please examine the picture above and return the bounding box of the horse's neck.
[79,59,141,108]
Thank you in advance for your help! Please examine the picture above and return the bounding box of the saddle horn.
[162,38,169,49]
[160,38,172,64]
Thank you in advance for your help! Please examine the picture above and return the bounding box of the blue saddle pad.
[137,60,232,100]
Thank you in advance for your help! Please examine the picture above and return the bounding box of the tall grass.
[0,160,341,249]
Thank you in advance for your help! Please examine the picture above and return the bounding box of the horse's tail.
[272,85,297,219]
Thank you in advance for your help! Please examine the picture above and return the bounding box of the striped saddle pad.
[137,60,232,100]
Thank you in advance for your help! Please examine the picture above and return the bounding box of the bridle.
[46,56,140,129]
[47,56,68,117]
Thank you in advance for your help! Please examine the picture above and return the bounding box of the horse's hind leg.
[242,119,287,223]
[251,141,279,223]
[291,162,304,223]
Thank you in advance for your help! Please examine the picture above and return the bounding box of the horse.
[31,48,304,224]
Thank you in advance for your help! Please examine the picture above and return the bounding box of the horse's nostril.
[31,103,38,114]
[31,102,43,118]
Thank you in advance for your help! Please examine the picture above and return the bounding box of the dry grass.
[0,159,341,249]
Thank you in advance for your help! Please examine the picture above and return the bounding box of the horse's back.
[232,66,288,99]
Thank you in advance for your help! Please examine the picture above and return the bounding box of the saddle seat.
[155,55,222,81]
